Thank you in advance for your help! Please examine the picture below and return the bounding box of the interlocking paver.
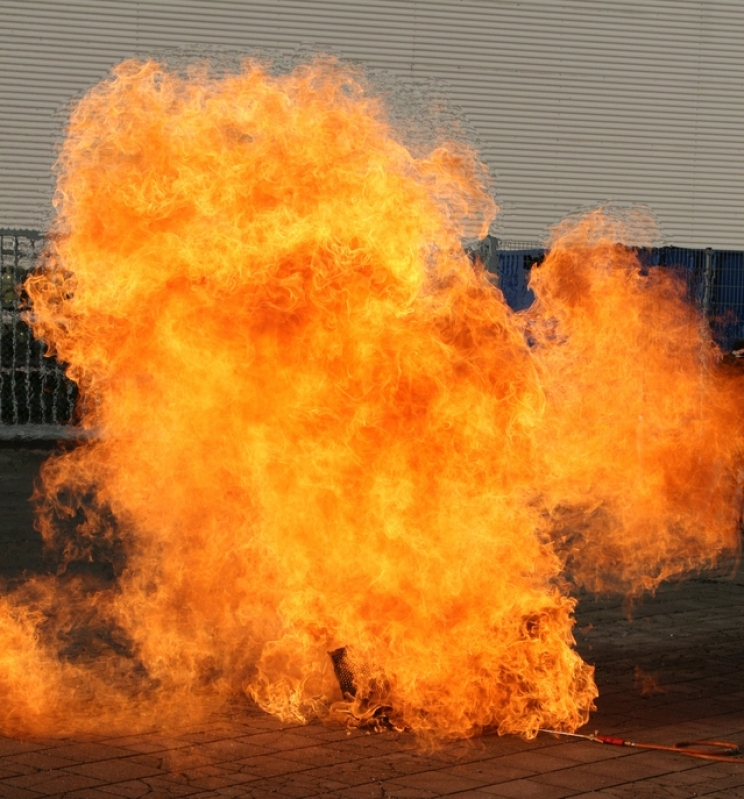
[14,771,106,795]
[480,777,578,798]
[447,792,518,799]
[138,774,204,796]
[536,740,633,763]
[387,768,488,794]
[0,740,48,758]
[0,787,45,799]
[46,742,135,763]
[482,750,572,774]
[233,753,315,777]
[533,761,643,791]
[97,780,153,798]
[2,447,744,798]
[0,760,42,779]
[67,756,164,782]
[567,790,693,799]
[308,760,392,786]
[6,750,79,771]
[441,761,536,786]
[238,731,324,751]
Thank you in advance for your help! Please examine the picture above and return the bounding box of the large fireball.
[6,56,741,741]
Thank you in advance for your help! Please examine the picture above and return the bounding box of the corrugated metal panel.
[1,0,742,247]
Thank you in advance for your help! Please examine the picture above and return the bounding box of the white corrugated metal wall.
[1,0,742,247]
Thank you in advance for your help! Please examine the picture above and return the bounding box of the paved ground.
[1,446,744,798]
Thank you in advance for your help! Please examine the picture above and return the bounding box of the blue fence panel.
[491,243,744,353]
[493,248,542,311]
[712,250,744,349]
[657,247,708,309]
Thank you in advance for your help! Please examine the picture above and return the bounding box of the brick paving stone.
[533,764,639,792]
[173,731,237,746]
[67,756,164,782]
[232,754,314,778]
[7,750,80,771]
[14,771,106,795]
[567,790,695,799]
[0,766,33,780]
[306,724,361,741]
[541,751,685,787]
[0,740,49,758]
[369,752,445,777]
[483,750,574,774]
[334,784,438,799]
[172,739,275,765]
[0,759,44,778]
[46,742,136,763]
[2,768,86,790]
[696,773,744,794]
[367,763,423,784]
[127,752,171,770]
[447,793,518,799]
[437,737,532,761]
[307,761,392,786]
[266,743,352,767]
[535,740,635,763]
[379,788,441,799]
[268,771,352,796]
[480,777,578,798]
[97,781,153,798]
[386,768,489,795]
[337,735,418,760]
[236,731,324,751]
[620,749,709,774]
[138,775,204,796]
[99,735,195,754]
[441,761,537,786]
[170,765,260,791]
[651,763,730,787]
[0,787,45,799]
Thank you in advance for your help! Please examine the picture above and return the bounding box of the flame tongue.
[529,217,744,594]
[9,56,742,741]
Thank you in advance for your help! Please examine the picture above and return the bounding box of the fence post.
[702,247,715,318]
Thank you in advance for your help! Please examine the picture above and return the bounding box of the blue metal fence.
[482,238,744,352]
[711,250,744,348]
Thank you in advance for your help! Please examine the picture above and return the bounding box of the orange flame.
[6,56,742,742]
[529,213,744,594]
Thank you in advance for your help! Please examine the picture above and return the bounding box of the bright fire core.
[5,56,743,741]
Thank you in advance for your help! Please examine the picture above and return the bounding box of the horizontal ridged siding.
[1,0,742,247]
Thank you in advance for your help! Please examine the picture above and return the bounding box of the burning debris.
[0,55,740,741]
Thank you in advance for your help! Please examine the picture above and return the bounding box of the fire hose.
[330,649,744,761]
[539,729,744,763]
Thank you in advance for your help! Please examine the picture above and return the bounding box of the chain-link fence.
[2,231,743,439]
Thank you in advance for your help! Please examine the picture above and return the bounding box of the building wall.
[2,0,742,247]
